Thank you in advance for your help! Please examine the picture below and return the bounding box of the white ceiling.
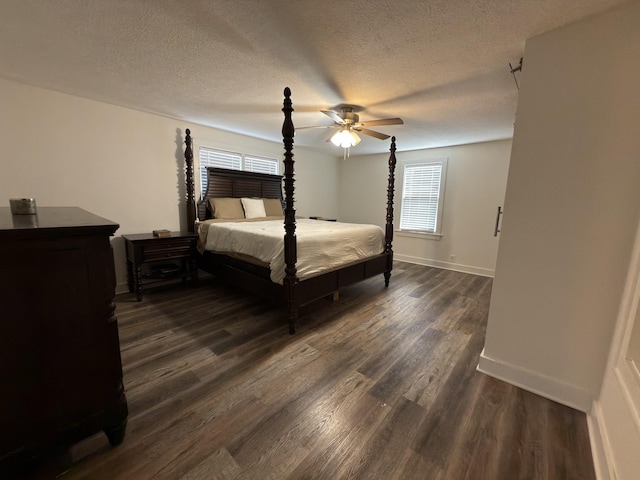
[0,0,628,156]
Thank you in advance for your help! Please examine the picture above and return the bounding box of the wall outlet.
[449,254,456,262]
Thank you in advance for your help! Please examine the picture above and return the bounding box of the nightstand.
[122,231,198,301]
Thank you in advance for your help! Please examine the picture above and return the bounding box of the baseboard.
[588,402,614,480]
[115,282,129,295]
[476,348,592,412]
[394,254,494,277]
[114,270,212,297]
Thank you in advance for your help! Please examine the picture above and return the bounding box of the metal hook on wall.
[509,57,523,90]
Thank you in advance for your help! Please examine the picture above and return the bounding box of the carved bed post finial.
[185,129,196,233]
[282,87,299,334]
[384,136,397,287]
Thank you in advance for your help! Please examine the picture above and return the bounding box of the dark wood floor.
[24,262,594,479]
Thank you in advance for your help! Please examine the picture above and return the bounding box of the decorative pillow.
[263,198,284,217]
[208,197,245,219]
[241,198,267,219]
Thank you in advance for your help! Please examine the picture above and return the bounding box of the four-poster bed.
[183,87,397,333]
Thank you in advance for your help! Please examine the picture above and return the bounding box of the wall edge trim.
[476,348,593,412]
[394,254,494,277]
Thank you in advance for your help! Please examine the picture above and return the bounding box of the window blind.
[198,147,280,196]
[199,147,242,195]
[400,162,445,233]
[245,155,279,175]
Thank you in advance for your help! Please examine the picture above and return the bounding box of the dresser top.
[0,207,119,239]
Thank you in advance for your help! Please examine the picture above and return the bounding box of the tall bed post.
[282,87,299,334]
[184,128,196,233]
[384,136,397,286]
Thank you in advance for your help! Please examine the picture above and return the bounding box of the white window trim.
[397,230,444,240]
[397,158,448,239]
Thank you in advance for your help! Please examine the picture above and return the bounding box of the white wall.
[339,139,511,276]
[0,78,340,291]
[478,3,640,473]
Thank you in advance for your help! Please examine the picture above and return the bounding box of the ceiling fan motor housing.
[340,108,359,125]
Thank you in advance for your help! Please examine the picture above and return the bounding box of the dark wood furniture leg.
[103,387,128,446]
[126,259,134,293]
[134,265,143,301]
[104,421,127,447]
[190,257,198,286]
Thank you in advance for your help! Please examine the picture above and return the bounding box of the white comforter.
[203,218,385,284]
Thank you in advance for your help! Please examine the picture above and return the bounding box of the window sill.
[396,230,443,240]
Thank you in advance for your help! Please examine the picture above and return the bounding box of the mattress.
[201,218,385,284]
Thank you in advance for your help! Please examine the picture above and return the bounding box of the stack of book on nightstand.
[152,229,171,238]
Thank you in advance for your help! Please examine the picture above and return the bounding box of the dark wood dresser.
[0,207,128,473]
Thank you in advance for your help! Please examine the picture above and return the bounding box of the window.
[198,147,279,196]
[399,159,447,235]
[244,155,279,175]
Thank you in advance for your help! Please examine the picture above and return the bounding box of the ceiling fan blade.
[321,110,345,124]
[360,117,404,127]
[357,128,391,140]
[296,125,336,130]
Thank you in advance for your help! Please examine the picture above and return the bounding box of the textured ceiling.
[0,0,629,156]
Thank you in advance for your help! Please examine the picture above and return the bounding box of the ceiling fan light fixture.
[330,128,361,148]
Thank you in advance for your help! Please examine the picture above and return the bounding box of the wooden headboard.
[197,167,285,221]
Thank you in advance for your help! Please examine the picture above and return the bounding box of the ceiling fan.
[298,106,403,150]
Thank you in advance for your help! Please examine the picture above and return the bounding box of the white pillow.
[241,198,266,218]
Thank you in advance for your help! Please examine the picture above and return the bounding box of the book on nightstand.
[152,229,172,238]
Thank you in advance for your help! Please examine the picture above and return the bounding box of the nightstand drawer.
[143,247,191,262]
[143,239,193,252]
[142,239,193,261]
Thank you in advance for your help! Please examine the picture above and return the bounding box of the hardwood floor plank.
[411,331,487,465]
[496,388,549,480]
[354,304,433,381]
[344,397,427,480]
[86,393,270,479]
[405,329,472,409]
[284,393,389,480]
[397,449,446,480]
[179,448,242,480]
[443,375,517,480]
[15,262,595,480]
[230,372,373,478]
[546,399,596,480]
[367,326,446,403]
